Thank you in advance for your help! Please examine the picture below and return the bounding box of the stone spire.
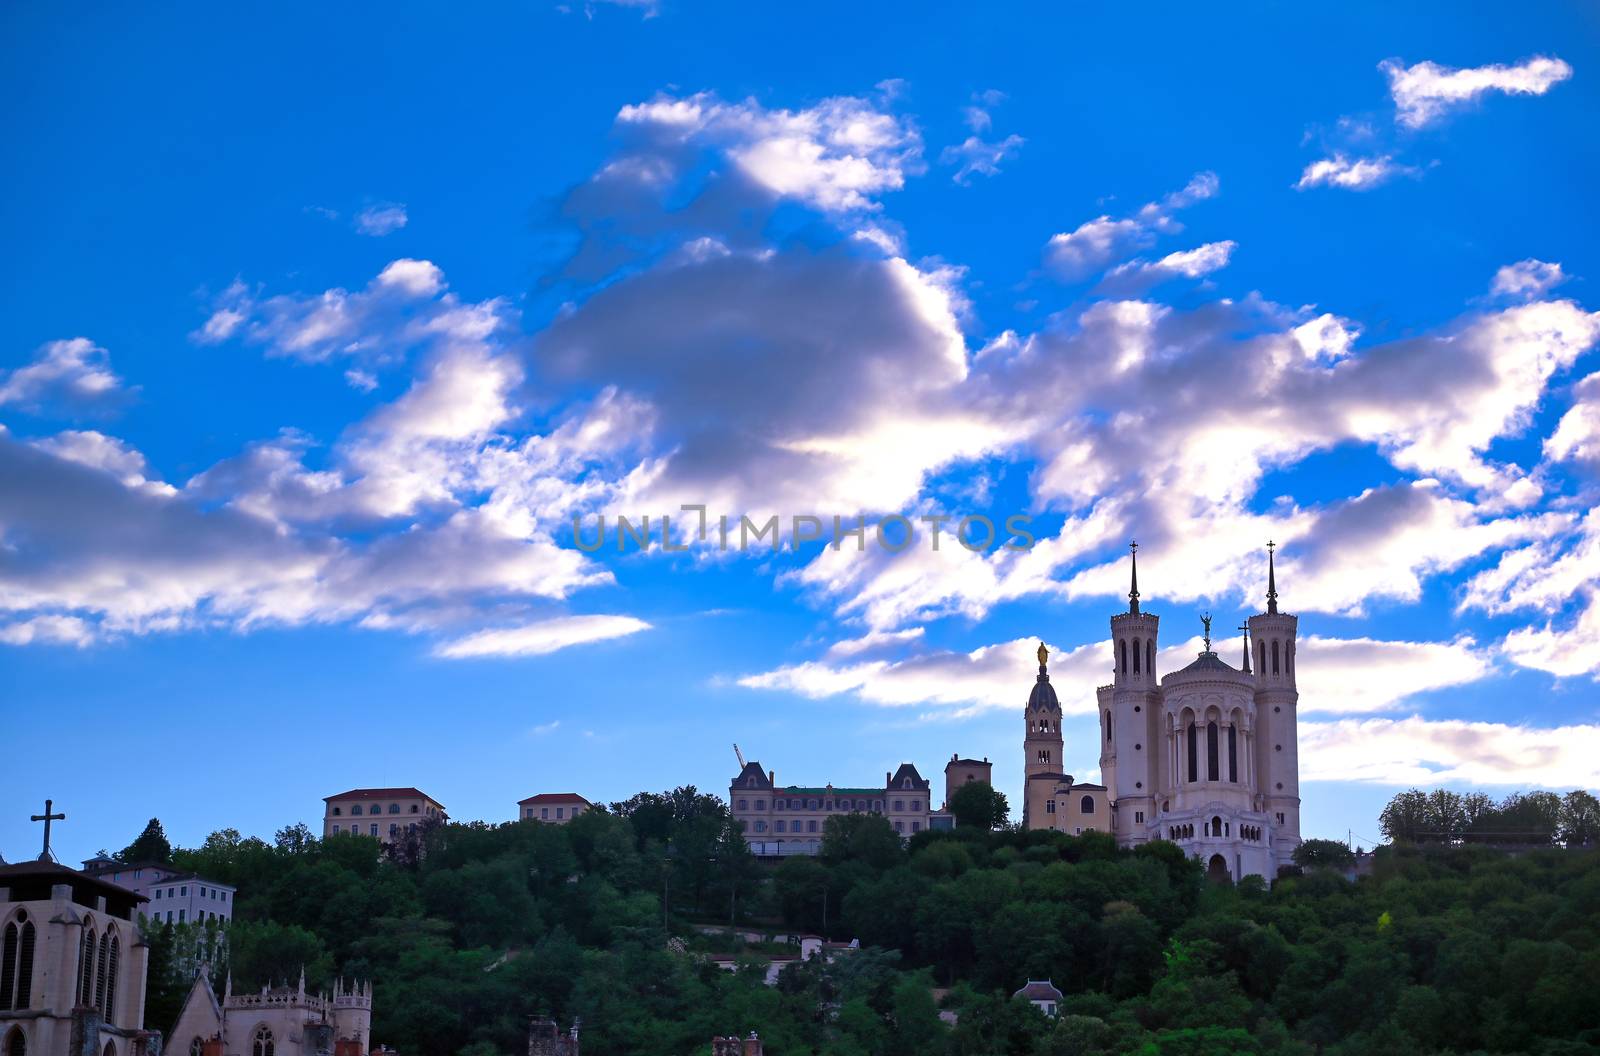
[1128,540,1140,615]
[1239,622,1251,672]
[1266,541,1279,614]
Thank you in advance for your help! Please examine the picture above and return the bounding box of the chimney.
[742,1032,763,1056]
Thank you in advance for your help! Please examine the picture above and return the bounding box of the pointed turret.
[1239,623,1251,673]
[1128,540,1141,615]
[1266,540,1279,614]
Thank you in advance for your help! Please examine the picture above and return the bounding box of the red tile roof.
[518,793,591,806]
[324,787,443,807]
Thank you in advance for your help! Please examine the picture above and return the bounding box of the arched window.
[1119,640,1128,674]
[253,1026,275,1056]
[1132,638,1141,673]
[1287,644,1294,675]
[0,920,16,1011]
[1212,815,1223,837]
[102,937,119,1024]
[1227,726,1238,782]
[1080,795,1094,814]
[5,1026,25,1056]
[94,932,110,1012]
[1206,721,1219,782]
[1146,640,1154,675]
[1186,724,1197,782]
[1105,712,1112,741]
[1257,640,1266,673]
[102,1042,116,1056]
[352,805,363,816]
[77,928,95,1006]
[1272,640,1280,674]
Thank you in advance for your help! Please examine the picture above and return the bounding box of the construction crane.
[733,743,746,769]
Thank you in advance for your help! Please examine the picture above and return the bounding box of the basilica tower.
[1248,542,1301,866]
[1101,542,1161,844]
[1022,642,1065,828]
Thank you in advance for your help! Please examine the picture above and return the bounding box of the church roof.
[1167,651,1248,680]
[518,793,591,806]
[1013,979,1063,1001]
[0,860,148,918]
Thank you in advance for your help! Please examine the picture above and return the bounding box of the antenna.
[733,743,746,769]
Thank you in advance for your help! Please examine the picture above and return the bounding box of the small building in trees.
[169,971,376,1056]
[516,794,592,825]
[731,761,958,854]
[81,859,236,927]
[1013,979,1063,1016]
[322,788,445,846]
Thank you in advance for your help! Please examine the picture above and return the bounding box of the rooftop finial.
[1266,540,1279,614]
[1239,622,1251,672]
[1035,641,1050,682]
[1201,611,1212,652]
[1128,540,1140,615]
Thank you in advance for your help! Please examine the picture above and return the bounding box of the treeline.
[1379,788,1599,846]
[118,788,1600,1056]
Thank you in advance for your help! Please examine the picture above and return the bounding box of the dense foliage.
[129,789,1600,1056]
[1379,788,1600,847]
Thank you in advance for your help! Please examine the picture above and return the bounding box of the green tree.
[1378,789,1429,843]
[949,781,1010,830]
[1557,789,1600,847]
[120,818,173,864]
[821,813,905,869]
[1292,838,1355,870]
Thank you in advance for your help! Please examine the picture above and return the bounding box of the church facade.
[168,972,374,1056]
[1024,544,1302,882]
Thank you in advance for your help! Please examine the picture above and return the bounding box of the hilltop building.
[730,762,942,854]
[1023,543,1302,882]
[322,788,445,846]
[0,859,156,1056]
[517,794,591,824]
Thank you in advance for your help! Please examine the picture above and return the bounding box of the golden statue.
[1037,642,1049,666]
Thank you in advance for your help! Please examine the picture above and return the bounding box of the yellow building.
[322,787,446,845]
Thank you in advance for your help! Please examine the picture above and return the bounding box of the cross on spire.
[30,798,64,862]
[1128,540,1140,615]
[1266,540,1279,614]
[1239,622,1251,672]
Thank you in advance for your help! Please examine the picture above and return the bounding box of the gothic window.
[1132,638,1141,673]
[1206,722,1219,782]
[1146,640,1154,675]
[102,937,119,1023]
[1186,724,1197,782]
[1080,795,1094,814]
[1119,640,1128,674]
[78,929,95,1006]
[103,1043,116,1056]
[6,1027,25,1056]
[94,932,110,1011]
[1287,644,1294,675]
[0,920,15,1011]
[1105,712,1112,741]
[1257,640,1266,673]
[1272,640,1280,674]
[1227,726,1238,783]
[252,1027,275,1056]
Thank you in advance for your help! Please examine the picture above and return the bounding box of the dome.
[1163,650,1252,686]
[1028,673,1059,711]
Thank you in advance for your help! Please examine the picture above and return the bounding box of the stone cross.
[31,798,65,862]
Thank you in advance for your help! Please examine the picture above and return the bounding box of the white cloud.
[1492,259,1567,300]
[1382,55,1573,128]
[31,430,174,494]
[0,614,94,648]
[355,202,408,236]
[1044,172,1218,279]
[1295,153,1408,191]
[0,338,126,410]
[614,91,922,213]
[941,134,1025,185]
[1301,715,1600,786]
[434,614,651,658]
[1102,240,1236,290]
[1294,634,1492,713]
[1544,372,1600,472]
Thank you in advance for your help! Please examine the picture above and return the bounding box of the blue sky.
[3,2,1599,862]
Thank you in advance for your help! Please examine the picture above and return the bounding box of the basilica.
[1023,544,1302,882]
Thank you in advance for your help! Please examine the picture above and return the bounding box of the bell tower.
[1022,642,1064,829]
[1248,541,1301,866]
[1103,542,1160,843]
